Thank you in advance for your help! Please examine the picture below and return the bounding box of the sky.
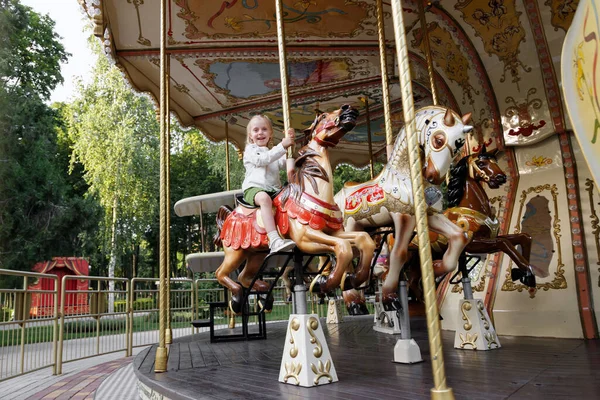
[21,0,96,103]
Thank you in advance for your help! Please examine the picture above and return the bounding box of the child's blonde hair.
[246,114,274,145]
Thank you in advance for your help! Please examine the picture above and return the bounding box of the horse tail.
[213,205,232,247]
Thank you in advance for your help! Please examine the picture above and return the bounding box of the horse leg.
[428,214,469,276]
[215,248,247,314]
[382,213,415,311]
[503,233,548,278]
[291,229,353,294]
[333,231,376,290]
[238,253,269,291]
[467,237,538,287]
[281,266,293,302]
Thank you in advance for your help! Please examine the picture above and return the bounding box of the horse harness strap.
[279,192,343,232]
[298,192,343,219]
[447,206,499,238]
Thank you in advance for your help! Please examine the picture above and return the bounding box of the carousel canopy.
[80,0,576,167]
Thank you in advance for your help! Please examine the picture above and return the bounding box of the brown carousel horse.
[214,105,376,314]
[334,105,472,311]
[407,145,546,302]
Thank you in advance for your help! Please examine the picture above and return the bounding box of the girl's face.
[248,117,272,147]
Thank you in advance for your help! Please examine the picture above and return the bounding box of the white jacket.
[242,143,287,191]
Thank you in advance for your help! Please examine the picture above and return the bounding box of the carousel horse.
[214,105,376,314]
[334,105,472,310]
[404,145,546,303]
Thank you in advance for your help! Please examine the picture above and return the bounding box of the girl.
[242,115,296,253]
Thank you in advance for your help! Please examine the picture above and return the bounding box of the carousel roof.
[80,0,577,167]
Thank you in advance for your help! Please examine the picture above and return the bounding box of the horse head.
[421,107,473,185]
[467,145,507,189]
[304,104,359,148]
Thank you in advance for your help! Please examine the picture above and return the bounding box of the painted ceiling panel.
[84,0,579,167]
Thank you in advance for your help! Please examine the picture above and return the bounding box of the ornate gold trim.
[501,184,567,296]
[584,178,600,286]
[311,360,333,385]
[477,301,489,330]
[484,332,499,349]
[460,301,472,330]
[308,317,322,358]
[283,362,302,385]
[459,332,478,349]
[289,318,299,358]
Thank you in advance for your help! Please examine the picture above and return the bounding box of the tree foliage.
[0,0,100,274]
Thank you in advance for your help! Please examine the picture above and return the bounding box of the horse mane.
[280,147,328,204]
[446,156,469,208]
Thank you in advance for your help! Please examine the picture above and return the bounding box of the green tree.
[0,1,100,274]
[67,41,159,293]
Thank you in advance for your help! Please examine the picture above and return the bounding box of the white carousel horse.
[334,105,473,310]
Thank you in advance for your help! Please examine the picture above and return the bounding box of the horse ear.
[444,109,455,126]
[461,112,472,124]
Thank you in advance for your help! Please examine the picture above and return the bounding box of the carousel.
[80,0,599,399]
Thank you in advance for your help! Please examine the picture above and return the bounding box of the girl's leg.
[254,191,276,231]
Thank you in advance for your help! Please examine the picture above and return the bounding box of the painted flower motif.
[224,17,241,31]
[525,156,552,167]
[295,0,316,11]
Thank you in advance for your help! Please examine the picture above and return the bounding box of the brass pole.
[360,97,375,179]
[376,0,394,159]
[418,0,437,106]
[225,120,231,191]
[165,57,172,345]
[275,0,293,158]
[390,1,452,398]
[155,0,168,373]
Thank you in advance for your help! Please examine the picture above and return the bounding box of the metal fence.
[0,269,340,382]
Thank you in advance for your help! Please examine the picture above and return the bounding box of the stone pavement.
[0,348,145,400]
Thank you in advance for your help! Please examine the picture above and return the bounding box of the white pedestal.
[393,339,423,364]
[454,299,501,351]
[373,302,402,335]
[279,314,338,387]
[326,299,343,324]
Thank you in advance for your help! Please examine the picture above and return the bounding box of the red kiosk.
[29,257,90,317]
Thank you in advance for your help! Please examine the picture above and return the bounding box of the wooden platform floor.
[134,316,600,399]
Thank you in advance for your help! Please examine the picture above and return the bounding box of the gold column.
[225,120,231,191]
[376,0,394,159]
[275,0,293,158]
[154,0,168,373]
[390,0,452,398]
[165,57,172,345]
[418,0,437,106]
[359,97,375,179]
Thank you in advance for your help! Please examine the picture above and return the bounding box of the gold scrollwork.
[584,178,600,286]
[283,361,302,385]
[477,301,489,330]
[307,317,322,358]
[460,301,472,331]
[311,360,333,385]
[502,184,567,296]
[484,332,499,349]
[459,332,478,349]
[289,318,299,358]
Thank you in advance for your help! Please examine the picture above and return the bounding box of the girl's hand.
[282,128,295,148]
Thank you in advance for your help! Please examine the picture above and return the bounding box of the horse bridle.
[308,113,343,148]
[468,155,490,182]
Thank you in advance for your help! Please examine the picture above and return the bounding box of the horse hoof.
[229,299,242,316]
[511,268,537,287]
[258,296,274,313]
[382,296,401,312]
[309,274,328,294]
[510,268,523,281]
[347,302,368,316]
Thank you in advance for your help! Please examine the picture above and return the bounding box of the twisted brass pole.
[165,56,172,345]
[275,0,293,158]
[390,1,452,398]
[418,0,437,106]
[360,97,375,179]
[155,0,168,373]
[225,120,231,191]
[376,0,394,159]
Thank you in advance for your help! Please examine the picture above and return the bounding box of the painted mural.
[455,0,530,87]
[175,0,371,40]
[546,0,580,32]
[562,0,600,187]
